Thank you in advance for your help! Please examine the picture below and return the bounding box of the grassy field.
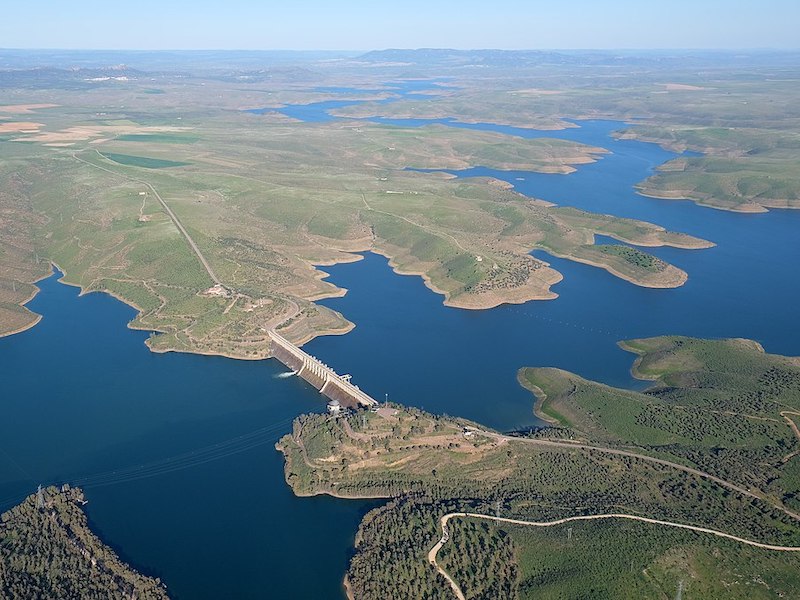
[500,518,800,600]
[114,132,200,144]
[436,514,800,599]
[278,336,800,598]
[332,61,800,213]
[597,244,667,272]
[622,127,800,212]
[99,152,190,169]
[0,83,714,356]
[0,142,53,337]
[520,336,800,511]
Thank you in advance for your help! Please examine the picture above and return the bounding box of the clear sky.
[2,0,798,51]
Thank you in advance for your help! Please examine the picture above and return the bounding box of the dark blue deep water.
[2,92,800,598]
[303,120,800,432]
[0,277,377,599]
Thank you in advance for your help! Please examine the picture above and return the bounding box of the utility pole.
[675,580,683,600]
[567,527,572,542]
[36,485,44,509]
[494,499,501,518]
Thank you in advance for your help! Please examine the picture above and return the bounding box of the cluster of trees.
[348,497,453,600]
[528,336,800,508]
[438,518,517,599]
[465,253,538,294]
[347,495,516,600]
[284,411,800,597]
[0,487,168,599]
[510,516,800,600]
[338,457,800,599]
[597,244,667,272]
[278,339,800,598]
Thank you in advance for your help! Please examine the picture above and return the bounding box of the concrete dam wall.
[268,330,377,409]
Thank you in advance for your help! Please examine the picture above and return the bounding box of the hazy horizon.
[2,1,798,52]
[2,47,799,53]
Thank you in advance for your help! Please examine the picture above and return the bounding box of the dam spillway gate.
[267,330,378,409]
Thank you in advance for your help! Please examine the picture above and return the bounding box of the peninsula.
[278,336,800,599]
[0,486,168,599]
[0,76,712,357]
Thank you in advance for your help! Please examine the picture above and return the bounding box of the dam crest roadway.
[268,330,378,408]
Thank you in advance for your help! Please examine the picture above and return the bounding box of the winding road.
[481,430,800,521]
[429,511,800,600]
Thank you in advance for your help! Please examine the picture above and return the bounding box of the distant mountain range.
[0,64,150,90]
[0,49,359,71]
[355,48,800,68]
[2,48,798,85]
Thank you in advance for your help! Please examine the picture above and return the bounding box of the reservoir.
[2,103,799,597]
[0,276,378,599]
[306,120,800,431]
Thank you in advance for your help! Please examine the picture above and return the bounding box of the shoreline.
[543,250,689,289]
[0,265,61,339]
[515,370,562,426]
[289,486,393,501]
[372,247,562,310]
[343,575,355,600]
[3,240,689,356]
[636,188,800,214]
[328,109,577,131]
[595,231,715,250]
[2,258,360,361]
[619,337,772,384]
[0,313,43,339]
[617,340,659,383]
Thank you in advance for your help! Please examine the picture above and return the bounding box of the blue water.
[297,121,800,431]
[0,275,377,599]
[248,79,452,123]
[408,120,711,237]
[248,98,375,123]
[3,84,800,598]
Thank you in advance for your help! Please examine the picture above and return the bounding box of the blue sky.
[2,0,798,50]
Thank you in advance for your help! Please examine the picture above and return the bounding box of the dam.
[267,330,378,409]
